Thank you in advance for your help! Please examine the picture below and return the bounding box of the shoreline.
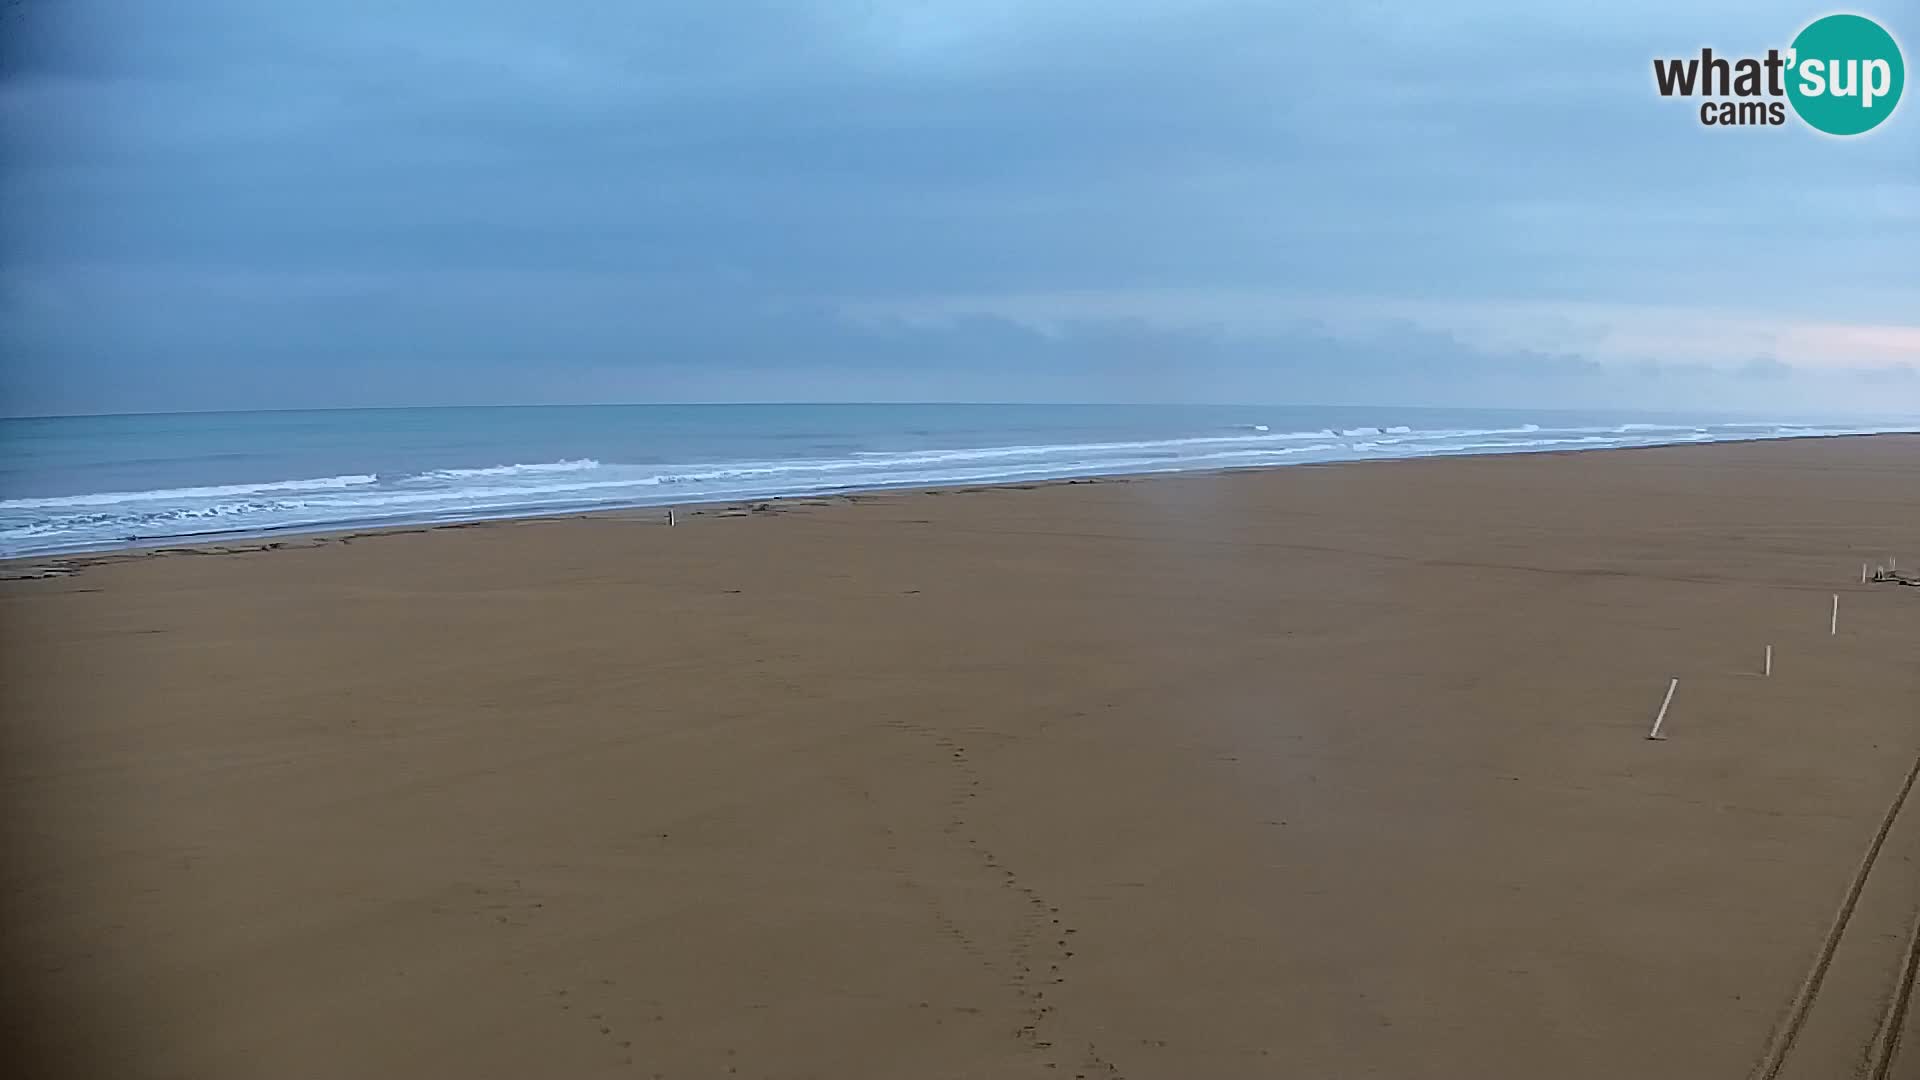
[4,429,1910,572]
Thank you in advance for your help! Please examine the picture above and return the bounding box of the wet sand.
[5,435,1920,1079]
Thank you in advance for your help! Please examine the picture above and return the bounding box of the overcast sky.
[1,1,1915,416]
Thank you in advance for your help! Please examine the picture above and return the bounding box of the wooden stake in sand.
[1832,594,1840,636]
[1765,644,1773,677]
[1647,678,1679,741]
[667,509,676,527]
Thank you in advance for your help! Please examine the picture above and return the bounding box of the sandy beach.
[5,435,1920,1080]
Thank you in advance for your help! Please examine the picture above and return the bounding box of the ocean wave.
[851,429,1345,463]
[406,458,601,481]
[0,499,320,539]
[0,474,377,510]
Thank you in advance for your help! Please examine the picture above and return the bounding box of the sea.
[2,403,1913,559]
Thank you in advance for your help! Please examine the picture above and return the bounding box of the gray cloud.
[2,0,1916,415]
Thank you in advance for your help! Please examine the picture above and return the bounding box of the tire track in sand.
[1861,898,1920,1080]
[1749,749,1920,1080]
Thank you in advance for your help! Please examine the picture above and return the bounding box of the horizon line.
[3,400,1897,423]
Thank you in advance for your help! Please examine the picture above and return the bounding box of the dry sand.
[4,435,1920,1079]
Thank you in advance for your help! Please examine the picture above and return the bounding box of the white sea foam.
[408,459,602,481]
[0,474,378,510]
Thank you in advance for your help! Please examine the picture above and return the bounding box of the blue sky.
[1,1,1915,416]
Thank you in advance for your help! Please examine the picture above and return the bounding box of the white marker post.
[1863,562,1870,584]
[1831,594,1839,636]
[667,509,676,527]
[1765,644,1773,677]
[1647,678,1679,741]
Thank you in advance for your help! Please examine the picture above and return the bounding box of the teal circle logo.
[1786,14,1904,135]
